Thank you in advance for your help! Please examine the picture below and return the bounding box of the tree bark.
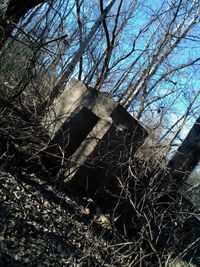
[153,116,200,186]
[0,0,46,49]
[48,0,117,104]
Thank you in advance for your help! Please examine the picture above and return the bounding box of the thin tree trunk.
[48,0,117,104]
[153,116,200,186]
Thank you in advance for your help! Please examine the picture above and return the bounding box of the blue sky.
[19,0,200,144]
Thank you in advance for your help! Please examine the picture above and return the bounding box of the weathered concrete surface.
[44,107,99,168]
[43,79,148,196]
[64,118,112,181]
[43,78,118,137]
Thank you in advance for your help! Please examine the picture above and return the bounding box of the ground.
[0,114,199,266]
[0,170,135,266]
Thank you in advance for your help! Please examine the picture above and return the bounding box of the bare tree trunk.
[48,0,117,103]
[0,0,46,49]
[153,116,200,185]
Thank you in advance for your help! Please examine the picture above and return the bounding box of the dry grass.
[0,109,199,266]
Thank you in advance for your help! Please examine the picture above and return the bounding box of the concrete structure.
[43,79,148,197]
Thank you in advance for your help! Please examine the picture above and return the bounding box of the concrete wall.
[43,79,148,197]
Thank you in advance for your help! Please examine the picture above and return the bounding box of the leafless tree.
[1,0,200,170]
[49,0,117,102]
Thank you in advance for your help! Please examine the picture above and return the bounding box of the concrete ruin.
[43,79,148,197]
